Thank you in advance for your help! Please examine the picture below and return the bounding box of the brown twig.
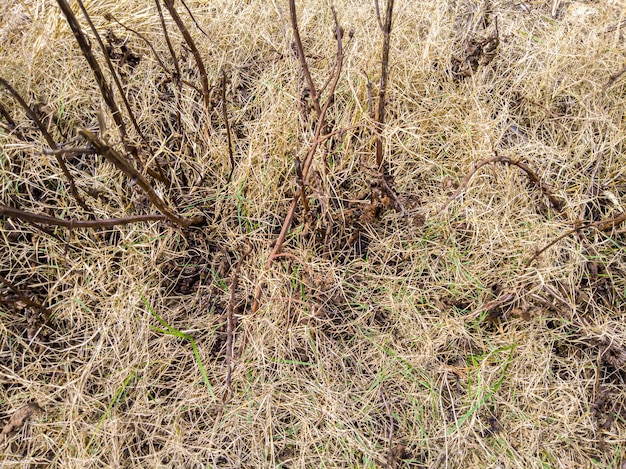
[154,0,182,82]
[1,203,167,228]
[375,0,394,168]
[153,0,186,161]
[162,0,212,116]
[373,0,385,32]
[294,157,309,215]
[0,274,52,323]
[603,63,626,92]
[289,0,322,118]
[222,70,235,182]
[0,76,89,212]
[223,248,248,404]
[526,212,626,266]
[362,70,375,119]
[179,0,212,40]
[79,129,202,226]
[438,152,564,216]
[56,0,127,139]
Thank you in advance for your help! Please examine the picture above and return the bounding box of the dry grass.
[1,0,626,467]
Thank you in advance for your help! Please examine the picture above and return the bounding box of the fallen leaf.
[1,401,42,445]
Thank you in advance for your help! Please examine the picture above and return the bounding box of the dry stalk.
[79,129,202,226]
[223,249,247,404]
[526,212,626,266]
[603,63,626,92]
[154,0,182,82]
[0,204,167,229]
[375,0,395,168]
[289,0,322,117]
[179,0,211,40]
[222,70,235,183]
[153,0,185,162]
[252,8,344,313]
[162,0,212,116]
[0,77,89,212]
[56,0,128,139]
[266,8,343,268]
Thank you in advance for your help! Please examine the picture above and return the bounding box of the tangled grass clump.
[1,0,626,467]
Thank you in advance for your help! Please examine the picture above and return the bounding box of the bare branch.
[289,0,322,117]
[438,152,564,216]
[1,203,167,228]
[79,129,203,226]
[162,0,212,116]
[222,70,235,182]
[375,0,395,168]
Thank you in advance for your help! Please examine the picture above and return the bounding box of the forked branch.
[79,129,203,226]
[252,8,344,313]
[265,7,344,269]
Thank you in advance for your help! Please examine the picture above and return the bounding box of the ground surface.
[1,0,626,467]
